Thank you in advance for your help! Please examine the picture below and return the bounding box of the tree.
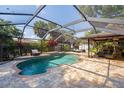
[95,6,124,18]
[33,21,48,38]
[0,19,22,45]
[79,5,124,36]
[0,19,22,61]
[79,6,97,17]
[79,5,124,18]
[33,21,58,51]
[33,21,57,38]
[47,22,57,30]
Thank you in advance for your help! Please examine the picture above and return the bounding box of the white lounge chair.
[31,49,40,56]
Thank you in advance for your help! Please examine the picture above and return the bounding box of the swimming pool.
[16,53,78,75]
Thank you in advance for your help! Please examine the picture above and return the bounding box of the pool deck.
[0,52,124,88]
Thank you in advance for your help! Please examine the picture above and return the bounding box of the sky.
[0,5,92,38]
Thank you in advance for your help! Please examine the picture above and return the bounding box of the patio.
[0,53,124,88]
[0,5,124,88]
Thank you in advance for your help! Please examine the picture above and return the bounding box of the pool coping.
[12,52,82,78]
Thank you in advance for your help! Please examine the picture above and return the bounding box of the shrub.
[63,44,70,51]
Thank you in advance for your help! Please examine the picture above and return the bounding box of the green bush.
[29,41,41,51]
[90,40,116,55]
[29,40,49,52]
[63,44,70,51]
[40,40,49,52]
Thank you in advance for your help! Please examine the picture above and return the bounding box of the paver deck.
[0,53,124,88]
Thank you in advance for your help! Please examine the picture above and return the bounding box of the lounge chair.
[73,49,82,53]
[31,49,41,56]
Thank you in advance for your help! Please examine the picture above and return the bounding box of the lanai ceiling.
[0,5,124,43]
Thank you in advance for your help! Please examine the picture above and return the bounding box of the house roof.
[80,32,124,41]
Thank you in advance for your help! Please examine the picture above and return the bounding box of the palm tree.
[0,19,21,37]
[33,21,48,38]
[33,20,57,38]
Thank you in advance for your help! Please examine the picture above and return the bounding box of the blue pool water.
[17,53,78,75]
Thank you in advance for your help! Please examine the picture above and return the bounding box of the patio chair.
[31,49,41,56]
